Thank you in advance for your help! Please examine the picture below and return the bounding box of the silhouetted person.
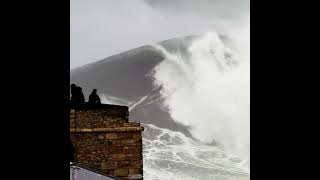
[77,86,85,103]
[70,84,77,103]
[70,84,85,104]
[88,89,101,104]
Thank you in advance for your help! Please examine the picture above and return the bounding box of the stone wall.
[70,105,129,129]
[70,104,144,179]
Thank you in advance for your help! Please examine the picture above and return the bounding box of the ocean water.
[143,29,250,180]
[96,28,250,180]
[142,124,249,180]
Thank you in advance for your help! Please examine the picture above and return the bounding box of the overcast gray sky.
[70,0,249,69]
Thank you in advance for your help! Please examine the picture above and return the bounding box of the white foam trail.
[142,124,249,180]
[151,30,250,160]
[99,93,149,111]
[99,93,131,106]
[128,95,149,111]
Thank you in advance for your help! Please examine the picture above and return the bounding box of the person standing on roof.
[88,89,101,104]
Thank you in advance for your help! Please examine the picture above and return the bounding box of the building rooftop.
[69,103,128,110]
[70,163,120,180]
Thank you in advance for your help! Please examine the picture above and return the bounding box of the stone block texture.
[70,104,143,179]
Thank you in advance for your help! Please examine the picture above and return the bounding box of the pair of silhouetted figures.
[70,84,101,105]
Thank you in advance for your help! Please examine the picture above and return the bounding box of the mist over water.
[151,30,250,160]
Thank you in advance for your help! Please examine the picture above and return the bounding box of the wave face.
[70,31,250,179]
[151,31,250,160]
[143,124,249,180]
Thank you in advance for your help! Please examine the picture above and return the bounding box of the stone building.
[70,104,144,179]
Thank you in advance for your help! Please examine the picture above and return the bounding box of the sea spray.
[151,31,250,160]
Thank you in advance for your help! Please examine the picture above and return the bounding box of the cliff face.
[70,104,144,179]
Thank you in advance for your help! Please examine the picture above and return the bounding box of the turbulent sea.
[71,29,250,180]
[142,124,249,180]
[142,30,250,180]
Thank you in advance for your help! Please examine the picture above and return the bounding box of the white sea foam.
[142,124,249,180]
[101,26,250,179]
[151,29,250,160]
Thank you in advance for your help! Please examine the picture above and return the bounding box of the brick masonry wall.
[70,105,144,179]
[70,105,129,129]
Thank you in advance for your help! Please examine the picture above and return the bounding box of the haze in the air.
[70,0,249,69]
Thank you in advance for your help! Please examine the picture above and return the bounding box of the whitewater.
[99,29,250,179]
[142,29,250,179]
